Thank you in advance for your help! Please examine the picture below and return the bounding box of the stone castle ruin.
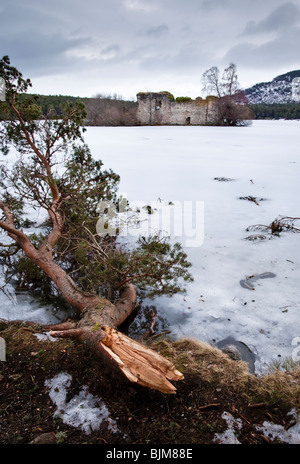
[136,92,220,126]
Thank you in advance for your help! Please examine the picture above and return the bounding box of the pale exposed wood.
[48,323,183,394]
[99,327,184,394]
[6,282,184,394]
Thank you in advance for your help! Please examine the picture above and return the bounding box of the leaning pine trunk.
[44,284,184,394]
[21,240,183,394]
[2,211,183,393]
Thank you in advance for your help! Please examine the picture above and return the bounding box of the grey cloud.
[1,29,92,76]
[0,1,64,35]
[100,44,121,58]
[243,2,300,35]
[138,39,211,73]
[1,0,299,98]
[199,0,234,12]
[225,26,300,69]
[0,1,90,75]
[146,24,169,38]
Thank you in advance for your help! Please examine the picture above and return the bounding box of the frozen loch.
[1,120,300,373]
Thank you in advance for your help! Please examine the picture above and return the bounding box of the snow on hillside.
[245,70,300,104]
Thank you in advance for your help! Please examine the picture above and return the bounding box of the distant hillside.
[245,70,300,104]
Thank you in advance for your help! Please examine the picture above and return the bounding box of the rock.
[29,432,57,444]
[216,336,256,373]
[221,345,243,361]
[213,177,235,182]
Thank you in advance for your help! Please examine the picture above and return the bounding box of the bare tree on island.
[202,63,252,126]
[0,56,193,394]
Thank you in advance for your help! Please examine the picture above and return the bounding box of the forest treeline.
[249,103,300,120]
[1,93,300,124]
[0,93,138,126]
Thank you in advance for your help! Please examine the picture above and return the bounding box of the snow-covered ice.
[1,120,300,373]
[85,120,300,373]
[0,267,69,325]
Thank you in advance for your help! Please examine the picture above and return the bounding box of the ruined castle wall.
[168,100,207,125]
[206,97,221,125]
[136,92,220,126]
[136,92,170,125]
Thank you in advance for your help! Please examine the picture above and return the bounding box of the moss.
[92,323,102,332]
[175,96,192,103]
[149,336,300,410]
[159,91,175,102]
[206,95,219,101]
[0,322,8,332]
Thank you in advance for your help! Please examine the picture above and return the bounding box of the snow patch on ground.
[33,332,57,342]
[214,410,300,444]
[214,412,243,444]
[255,409,300,444]
[45,372,121,435]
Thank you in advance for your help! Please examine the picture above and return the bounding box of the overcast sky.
[1,0,300,99]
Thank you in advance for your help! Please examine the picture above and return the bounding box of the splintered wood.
[100,327,184,394]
